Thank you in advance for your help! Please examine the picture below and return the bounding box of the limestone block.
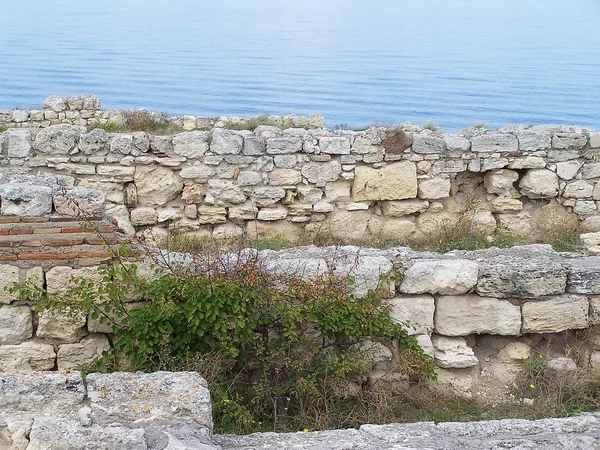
[301,160,342,187]
[0,341,56,371]
[415,334,434,357]
[243,136,266,156]
[130,207,157,226]
[181,184,204,204]
[270,169,302,186]
[435,295,521,336]
[0,265,20,305]
[491,196,522,213]
[213,222,244,241]
[381,199,429,217]
[522,295,589,333]
[519,169,559,198]
[516,130,551,152]
[574,200,596,216]
[431,335,478,369]
[86,371,213,429]
[105,203,135,235]
[134,165,183,205]
[417,177,451,200]
[497,212,532,234]
[5,129,32,158]
[252,187,286,206]
[208,179,246,204]
[237,170,263,186]
[412,135,446,154]
[96,165,136,181]
[582,163,600,179]
[57,334,111,371]
[229,201,258,221]
[481,158,509,171]
[43,96,67,112]
[556,160,583,180]
[26,267,45,290]
[581,232,600,255]
[547,149,580,162]
[415,210,457,236]
[257,206,288,221]
[324,181,351,202]
[508,156,546,169]
[313,202,334,213]
[319,136,350,155]
[172,131,209,158]
[0,183,53,216]
[443,134,470,152]
[53,187,105,217]
[399,260,478,295]
[37,310,87,343]
[370,216,416,240]
[471,133,518,153]
[109,134,133,155]
[331,252,393,299]
[211,129,243,155]
[32,124,83,154]
[484,169,519,194]
[326,210,371,242]
[563,180,593,199]
[566,258,600,294]
[0,305,32,345]
[581,216,600,233]
[297,186,323,203]
[353,161,417,201]
[388,295,435,335]
[266,137,302,155]
[471,211,497,234]
[0,417,31,450]
[197,205,227,224]
[149,134,174,154]
[11,109,28,122]
[552,133,587,149]
[546,357,577,375]
[45,266,102,297]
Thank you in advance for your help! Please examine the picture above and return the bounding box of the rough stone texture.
[57,334,111,370]
[0,265,20,305]
[319,137,350,155]
[0,341,56,371]
[130,206,158,226]
[435,295,521,336]
[484,170,519,194]
[53,187,105,216]
[388,295,434,335]
[566,257,600,294]
[301,160,342,187]
[417,177,451,199]
[431,335,478,368]
[522,295,589,333]
[399,259,478,295]
[32,124,83,154]
[134,165,183,205]
[519,169,559,198]
[412,135,446,154]
[0,306,32,345]
[0,183,53,216]
[5,129,32,158]
[36,310,87,343]
[211,129,243,155]
[471,133,518,153]
[172,131,209,158]
[45,266,102,297]
[380,199,429,217]
[352,162,417,201]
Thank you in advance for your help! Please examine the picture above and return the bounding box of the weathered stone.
[400,260,478,295]
[213,222,244,241]
[208,179,246,204]
[353,162,417,201]
[172,131,209,158]
[53,187,105,216]
[86,371,212,429]
[134,165,183,205]
[474,245,566,298]
[0,184,53,216]
[42,96,67,112]
[0,341,56,371]
[257,206,288,221]
[11,109,28,122]
[105,203,135,235]
[197,205,227,224]
[319,136,350,155]
[566,257,600,294]
[508,156,546,169]
[37,310,87,343]
[301,160,342,187]
[563,180,593,198]
[179,163,216,180]
[471,134,518,153]
[266,137,302,155]
[431,335,478,369]
[552,133,587,149]
[516,130,551,152]
[443,135,470,152]
[32,125,83,154]
[522,295,589,333]
[0,265,20,305]
[96,165,136,180]
[243,136,266,156]
[382,129,412,155]
[583,163,600,180]
[491,196,522,213]
[130,207,157,226]
[417,177,451,199]
[237,170,263,186]
[270,169,302,186]
[0,306,32,345]
[388,295,434,335]
[109,134,133,155]
[324,210,371,241]
[574,200,596,216]
[57,335,111,371]
[5,129,32,158]
[412,135,446,154]
[229,201,258,221]
[484,169,519,194]
[211,129,243,155]
[435,295,521,336]
[556,160,583,180]
[252,187,286,206]
[381,199,429,217]
[519,169,559,198]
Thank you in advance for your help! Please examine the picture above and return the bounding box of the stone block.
[269,169,302,186]
[257,206,288,221]
[134,165,183,205]
[443,134,470,152]
[582,163,600,179]
[563,180,593,199]
[243,136,266,156]
[431,335,478,369]
[491,197,522,213]
[483,169,519,194]
[522,295,589,333]
[57,335,111,371]
[556,160,582,180]
[130,207,157,226]
[96,165,136,180]
[37,309,87,343]
[0,305,32,345]
[0,183,53,216]
[388,295,434,335]
[319,136,350,155]
[352,161,417,201]
[301,160,342,187]
[211,129,243,155]
[381,199,429,217]
[507,156,546,169]
[516,130,551,152]
[435,295,521,336]
[566,257,600,294]
[412,135,446,154]
[5,129,31,158]
[580,232,600,255]
[265,137,302,155]
[32,124,83,154]
[53,187,105,217]
[197,205,227,224]
[590,132,600,149]
[519,169,559,198]
[399,259,478,295]
[552,133,587,149]
[0,341,56,371]
[42,96,67,112]
[417,177,451,199]
[237,170,263,186]
[172,131,209,158]
[471,133,518,153]
[0,265,20,305]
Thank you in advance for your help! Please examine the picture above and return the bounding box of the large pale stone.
[270,169,302,186]
[208,179,246,204]
[105,203,135,235]
[443,135,470,152]
[552,133,587,149]
[491,196,522,213]
[381,199,429,217]
[79,128,109,155]
[251,187,286,206]
[508,156,546,169]
[563,180,593,199]
[43,95,67,112]
[96,165,136,181]
[519,169,559,198]
[431,335,478,368]
[522,295,589,333]
[516,130,551,152]
[566,258,600,294]
[37,310,87,343]
[211,129,243,154]
[471,133,518,153]
[45,266,102,297]
[0,341,55,371]
[0,184,53,216]
[109,134,133,155]
[197,205,227,224]
[130,207,157,226]
[353,162,417,201]
[556,160,583,180]
[265,137,302,155]
[237,170,263,186]
[400,260,478,295]
[32,125,83,154]
[53,187,105,217]
[325,210,371,241]
[497,212,532,234]
[134,165,183,205]
[5,129,32,158]
[301,160,342,187]
[257,206,288,221]
[172,131,209,158]
[229,201,259,221]
[0,306,32,345]
[370,217,416,240]
[583,163,600,180]
[412,135,446,154]
[483,170,519,194]
[417,177,450,199]
[435,295,521,336]
[57,335,111,371]
[78,180,123,204]
[324,181,351,202]
[319,136,350,155]
[0,265,20,305]
[388,295,434,335]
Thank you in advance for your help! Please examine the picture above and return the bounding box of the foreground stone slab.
[522,295,589,333]
[399,259,478,295]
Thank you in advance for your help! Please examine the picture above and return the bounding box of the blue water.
[1,0,599,131]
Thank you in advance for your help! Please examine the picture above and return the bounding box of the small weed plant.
[423,121,440,132]
[87,110,183,135]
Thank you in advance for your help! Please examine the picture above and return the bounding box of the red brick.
[55,253,79,259]
[18,253,59,260]
[9,229,34,235]
[85,238,117,245]
[0,255,18,261]
[21,217,49,223]
[0,230,10,236]
[61,227,87,234]
[44,239,84,247]
[77,251,111,258]
[98,226,115,233]
[49,217,80,222]
[0,242,14,248]
[0,217,21,224]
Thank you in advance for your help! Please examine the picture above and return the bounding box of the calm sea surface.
[1,0,599,131]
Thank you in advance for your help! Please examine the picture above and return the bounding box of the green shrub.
[423,121,440,132]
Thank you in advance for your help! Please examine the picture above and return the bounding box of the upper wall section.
[1,97,600,246]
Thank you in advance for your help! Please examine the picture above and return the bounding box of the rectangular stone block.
[400,259,478,296]
[352,161,417,201]
[471,134,518,153]
[522,295,588,333]
[389,295,434,335]
[5,129,32,158]
[566,258,600,294]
